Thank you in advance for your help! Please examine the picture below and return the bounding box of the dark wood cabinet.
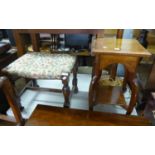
[0,51,17,71]
[137,29,155,112]
[137,60,155,110]
[0,89,9,114]
[0,50,17,114]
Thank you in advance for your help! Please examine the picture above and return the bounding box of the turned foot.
[62,76,70,108]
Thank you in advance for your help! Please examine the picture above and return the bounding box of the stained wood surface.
[13,29,103,34]
[25,105,151,126]
[91,38,151,57]
[13,29,104,56]
[95,85,127,109]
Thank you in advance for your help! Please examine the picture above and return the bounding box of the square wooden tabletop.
[91,38,151,57]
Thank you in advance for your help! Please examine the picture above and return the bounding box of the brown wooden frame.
[12,29,104,56]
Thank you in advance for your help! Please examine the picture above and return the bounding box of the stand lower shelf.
[95,84,128,110]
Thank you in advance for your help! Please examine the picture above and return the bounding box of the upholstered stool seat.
[2,52,78,108]
[3,52,76,79]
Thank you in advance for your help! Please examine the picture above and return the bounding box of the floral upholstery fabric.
[3,52,76,79]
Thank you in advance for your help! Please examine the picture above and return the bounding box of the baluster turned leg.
[62,75,70,108]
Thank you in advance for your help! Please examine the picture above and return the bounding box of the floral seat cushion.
[3,52,76,79]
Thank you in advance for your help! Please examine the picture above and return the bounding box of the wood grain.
[25,105,151,126]
[91,38,151,57]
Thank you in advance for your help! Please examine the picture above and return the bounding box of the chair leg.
[32,79,39,87]
[62,76,70,108]
[0,77,25,125]
[89,70,102,111]
[72,60,78,93]
[8,76,24,111]
[126,78,138,115]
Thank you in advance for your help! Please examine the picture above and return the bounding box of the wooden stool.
[2,52,78,108]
